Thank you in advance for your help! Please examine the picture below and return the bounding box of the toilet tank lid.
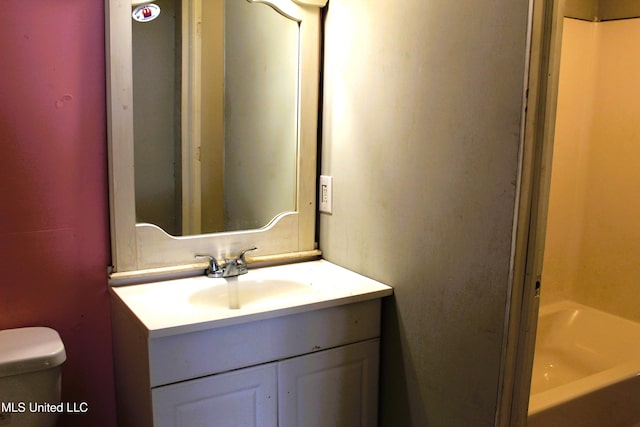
[0,327,66,377]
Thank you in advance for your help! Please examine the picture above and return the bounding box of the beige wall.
[224,0,298,231]
[130,0,298,234]
[132,0,180,235]
[320,0,530,424]
[541,18,597,303]
[201,0,225,232]
[542,18,640,322]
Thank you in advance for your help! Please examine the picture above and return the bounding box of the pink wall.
[0,1,117,426]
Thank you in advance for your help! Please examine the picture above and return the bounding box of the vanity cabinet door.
[152,363,277,427]
[278,339,380,427]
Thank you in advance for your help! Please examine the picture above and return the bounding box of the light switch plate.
[319,175,333,214]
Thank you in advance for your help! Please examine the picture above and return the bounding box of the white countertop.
[110,260,393,338]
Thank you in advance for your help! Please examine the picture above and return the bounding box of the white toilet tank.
[0,327,66,427]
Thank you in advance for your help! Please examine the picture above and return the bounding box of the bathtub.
[528,300,640,427]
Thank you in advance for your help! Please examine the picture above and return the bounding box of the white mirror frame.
[106,0,327,281]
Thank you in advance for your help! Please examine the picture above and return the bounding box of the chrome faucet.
[196,247,257,278]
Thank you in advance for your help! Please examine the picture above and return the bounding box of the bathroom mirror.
[133,0,298,236]
[106,0,326,278]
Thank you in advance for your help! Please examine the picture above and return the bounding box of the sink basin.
[189,278,314,309]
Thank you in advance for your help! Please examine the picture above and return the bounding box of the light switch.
[319,175,333,214]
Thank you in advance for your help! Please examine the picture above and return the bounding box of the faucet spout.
[222,247,257,277]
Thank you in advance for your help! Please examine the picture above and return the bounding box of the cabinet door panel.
[278,339,380,427]
[152,363,277,427]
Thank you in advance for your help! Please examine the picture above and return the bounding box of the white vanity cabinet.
[277,339,380,427]
[152,339,379,427]
[152,362,278,427]
[110,260,392,427]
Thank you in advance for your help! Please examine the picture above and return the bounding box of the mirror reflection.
[132,0,299,236]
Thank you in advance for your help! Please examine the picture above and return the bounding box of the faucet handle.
[237,247,258,265]
[195,254,223,278]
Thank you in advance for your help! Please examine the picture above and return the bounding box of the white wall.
[320,0,530,424]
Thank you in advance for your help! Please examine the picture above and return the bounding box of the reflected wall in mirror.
[132,0,299,236]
